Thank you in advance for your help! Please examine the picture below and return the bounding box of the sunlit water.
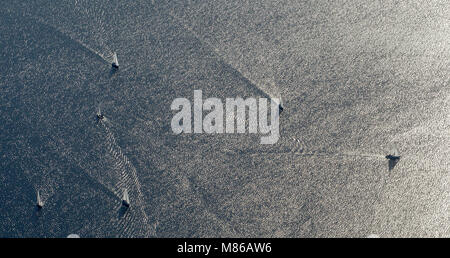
[0,0,448,237]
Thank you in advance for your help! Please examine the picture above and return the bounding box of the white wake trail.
[27,14,113,64]
[167,11,280,101]
[100,119,155,237]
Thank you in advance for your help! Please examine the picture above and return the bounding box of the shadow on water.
[117,205,128,219]
[32,206,43,221]
[34,205,42,213]
[388,158,400,171]
[109,67,118,77]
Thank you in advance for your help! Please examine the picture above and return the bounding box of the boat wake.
[99,118,156,237]
[27,14,114,65]
[167,11,283,103]
[226,136,388,160]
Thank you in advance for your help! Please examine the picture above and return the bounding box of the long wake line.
[100,119,156,237]
[227,136,387,159]
[26,13,113,64]
[167,11,276,101]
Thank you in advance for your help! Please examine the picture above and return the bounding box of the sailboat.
[385,145,400,161]
[112,52,119,69]
[278,97,284,113]
[122,189,130,208]
[36,191,43,209]
[386,144,400,171]
[96,107,104,121]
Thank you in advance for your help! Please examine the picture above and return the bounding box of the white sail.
[276,96,284,113]
[112,52,119,68]
[37,191,43,208]
[390,144,399,157]
[122,189,130,207]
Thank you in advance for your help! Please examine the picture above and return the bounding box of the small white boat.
[386,145,400,160]
[36,191,43,209]
[96,107,104,121]
[278,97,284,113]
[122,189,130,207]
[112,52,119,69]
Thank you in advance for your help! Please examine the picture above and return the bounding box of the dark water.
[0,1,448,237]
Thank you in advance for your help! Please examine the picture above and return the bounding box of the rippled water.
[0,0,449,237]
